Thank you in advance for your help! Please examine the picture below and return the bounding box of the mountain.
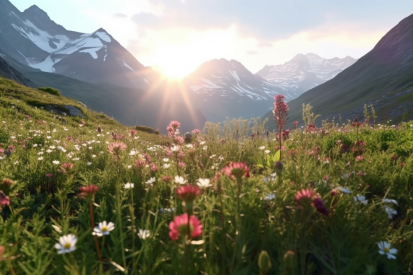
[263,13,413,130]
[256,53,356,98]
[0,50,37,88]
[0,0,151,88]
[179,58,291,122]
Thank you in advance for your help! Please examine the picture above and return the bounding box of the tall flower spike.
[78,184,99,200]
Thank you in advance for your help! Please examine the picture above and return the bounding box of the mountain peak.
[23,4,50,20]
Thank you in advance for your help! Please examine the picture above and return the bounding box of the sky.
[10,0,413,78]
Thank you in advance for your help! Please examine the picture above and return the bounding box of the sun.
[155,62,193,80]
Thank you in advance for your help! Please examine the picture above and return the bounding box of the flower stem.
[89,202,102,261]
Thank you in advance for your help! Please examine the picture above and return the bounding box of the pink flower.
[130,129,137,137]
[150,163,159,172]
[400,162,405,167]
[176,185,202,203]
[222,162,250,180]
[356,155,364,162]
[192,129,201,135]
[61,163,74,173]
[295,189,315,202]
[107,142,127,154]
[174,136,185,144]
[78,185,99,200]
[336,140,341,145]
[169,213,202,241]
[46,174,53,178]
[0,191,10,206]
[357,171,366,176]
[178,161,186,168]
[323,175,329,181]
[135,159,146,168]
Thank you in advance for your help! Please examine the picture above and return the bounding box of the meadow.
[0,78,413,274]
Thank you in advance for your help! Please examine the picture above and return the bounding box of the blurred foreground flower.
[0,191,10,206]
[176,185,201,203]
[94,221,115,236]
[107,142,127,154]
[169,213,202,241]
[378,241,397,259]
[55,234,77,254]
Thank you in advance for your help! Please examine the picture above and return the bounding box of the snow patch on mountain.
[80,48,100,59]
[95,31,111,43]
[123,61,134,71]
[30,55,56,72]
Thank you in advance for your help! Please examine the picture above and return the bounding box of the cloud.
[113,13,128,18]
[130,0,413,40]
[246,50,258,55]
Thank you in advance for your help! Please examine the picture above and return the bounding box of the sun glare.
[157,63,192,79]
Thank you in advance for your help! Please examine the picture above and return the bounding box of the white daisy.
[197,178,212,188]
[124,183,134,189]
[174,176,187,185]
[354,195,368,205]
[383,198,398,205]
[55,234,77,254]
[264,193,276,201]
[163,164,170,169]
[385,206,397,219]
[378,241,397,259]
[258,146,265,150]
[338,187,352,194]
[94,221,115,237]
[138,229,150,239]
[145,177,156,185]
[52,160,60,165]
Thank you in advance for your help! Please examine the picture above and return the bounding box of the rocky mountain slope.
[0,52,37,88]
[263,13,413,129]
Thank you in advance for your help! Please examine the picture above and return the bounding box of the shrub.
[38,87,61,96]
[135,125,157,134]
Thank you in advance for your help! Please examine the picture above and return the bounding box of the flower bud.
[258,250,272,274]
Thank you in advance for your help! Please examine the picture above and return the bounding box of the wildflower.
[222,162,250,180]
[107,142,127,154]
[124,183,134,189]
[356,155,364,162]
[337,187,352,194]
[264,150,270,154]
[145,177,156,186]
[61,162,74,173]
[52,160,60,165]
[2,178,14,189]
[265,193,276,200]
[197,178,212,188]
[87,162,92,166]
[170,145,181,152]
[0,191,10,206]
[46,174,53,178]
[163,164,170,169]
[354,195,368,205]
[259,146,265,150]
[385,206,397,219]
[94,221,115,236]
[169,213,203,241]
[174,176,187,185]
[378,241,397,259]
[176,185,201,203]
[163,158,169,162]
[295,189,314,202]
[78,184,99,200]
[313,197,329,215]
[159,208,175,214]
[138,229,150,239]
[130,129,137,137]
[383,198,398,205]
[55,234,77,254]
[161,175,173,183]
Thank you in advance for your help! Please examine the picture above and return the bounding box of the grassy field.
[0,77,413,274]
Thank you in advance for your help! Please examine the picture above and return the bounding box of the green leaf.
[272,150,281,162]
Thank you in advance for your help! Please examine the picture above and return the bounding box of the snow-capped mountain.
[256,53,356,97]
[0,1,151,88]
[184,58,295,101]
[178,59,291,122]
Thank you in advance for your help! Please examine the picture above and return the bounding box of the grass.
[0,77,413,274]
